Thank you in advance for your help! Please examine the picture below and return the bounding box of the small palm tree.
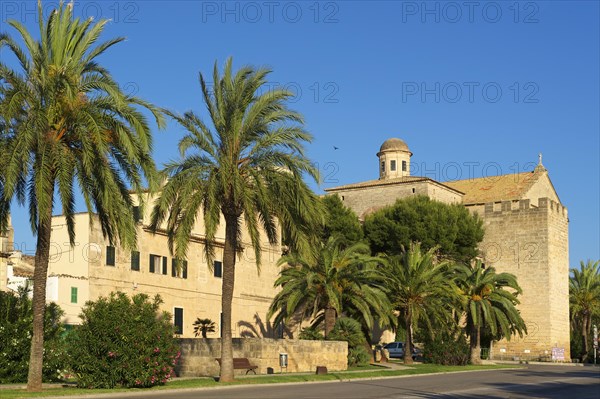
[455,261,527,364]
[0,3,163,390]
[382,242,457,364]
[193,318,216,338]
[268,235,392,338]
[569,259,600,362]
[150,58,322,382]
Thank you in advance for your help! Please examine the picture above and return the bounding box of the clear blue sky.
[1,1,598,267]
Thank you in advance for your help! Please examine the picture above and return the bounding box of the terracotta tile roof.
[8,254,35,278]
[326,176,442,191]
[444,171,541,204]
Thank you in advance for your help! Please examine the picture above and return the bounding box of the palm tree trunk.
[581,316,590,362]
[219,213,238,382]
[403,313,413,365]
[470,325,481,365]
[324,307,336,337]
[27,197,54,391]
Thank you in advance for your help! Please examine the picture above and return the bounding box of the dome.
[379,138,410,153]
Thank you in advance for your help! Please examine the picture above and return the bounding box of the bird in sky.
[333,146,339,150]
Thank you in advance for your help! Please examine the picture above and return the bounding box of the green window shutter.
[149,254,155,273]
[162,256,167,275]
[70,287,78,303]
[183,261,188,279]
[172,259,177,277]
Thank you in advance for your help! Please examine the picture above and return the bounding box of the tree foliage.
[149,58,322,382]
[454,261,526,364]
[193,318,216,338]
[0,2,164,389]
[569,259,600,362]
[66,292,179,388]
[363,196,484,262]
[381,242,457,364]
[0,286,65,383]
[269,236,392,338]
[320,195,363,246]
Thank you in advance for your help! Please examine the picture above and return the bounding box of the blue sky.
[1,1,598,266]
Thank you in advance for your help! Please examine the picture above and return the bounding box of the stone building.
[44,193,284,338]
[326,138,570,361]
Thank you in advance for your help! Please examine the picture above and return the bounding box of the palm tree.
[569,259,600,362]
[268,235,392,338]
[455,261,527,364]
[0,2,164,390]
[381,242,456,364]
[193,318,216,338]
[149,58,323,382]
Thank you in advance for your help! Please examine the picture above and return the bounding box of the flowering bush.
[0,287,66,383]
[422,331,470,366]
[66,292,180,388]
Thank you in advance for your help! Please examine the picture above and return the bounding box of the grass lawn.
[0,364,520,398]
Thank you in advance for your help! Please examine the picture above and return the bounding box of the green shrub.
[422,332,470,366]
[298,326,324,340]
[348,346,371,367]
[0,287,66,383]
[66,292,180,388]
[327,317,369,366]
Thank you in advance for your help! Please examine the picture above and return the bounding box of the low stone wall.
[176,338,348,377]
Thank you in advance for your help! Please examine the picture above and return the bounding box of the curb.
[16,367,526,399]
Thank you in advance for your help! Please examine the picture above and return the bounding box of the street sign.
[551,347,565,361]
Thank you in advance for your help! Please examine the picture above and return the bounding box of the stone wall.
[176,338,348,377]
[330,180,461,220]
[472,197,570,361]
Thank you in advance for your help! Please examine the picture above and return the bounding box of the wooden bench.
[215,357,258,374]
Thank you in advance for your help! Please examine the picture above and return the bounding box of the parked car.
[383,342,422,360]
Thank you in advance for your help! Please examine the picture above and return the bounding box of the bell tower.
[377,138,412,179]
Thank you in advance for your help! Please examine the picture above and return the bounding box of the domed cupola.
[377,138,412,179]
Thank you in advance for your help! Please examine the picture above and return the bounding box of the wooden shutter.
[162,256,167,275]
[149,254,155,273]
[183,261,188,279]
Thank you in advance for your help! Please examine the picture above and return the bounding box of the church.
[325,138,570,361]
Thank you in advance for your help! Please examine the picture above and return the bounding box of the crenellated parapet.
[483,197,568,219]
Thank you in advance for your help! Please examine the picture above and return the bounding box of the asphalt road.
[93,365,600,399]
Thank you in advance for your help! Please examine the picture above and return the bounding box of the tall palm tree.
[455,261,527,364]
[268,235,392,338]
[149,58,323,382]
[569,259,600,362]
[0,2,164,390]
[382,242,457,364]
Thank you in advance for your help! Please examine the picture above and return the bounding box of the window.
[70,287,78,303]
[131,251,140,271]
[174,307,183,335]
[133,206,142,223]
[213,261,223,278]
[220,312,224,338]
[381,161,385,172]
[172,259,188,279]
[149,254,167,275]
[106,246,115,266]
[390,160,396,171]
[402,160,407,172]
